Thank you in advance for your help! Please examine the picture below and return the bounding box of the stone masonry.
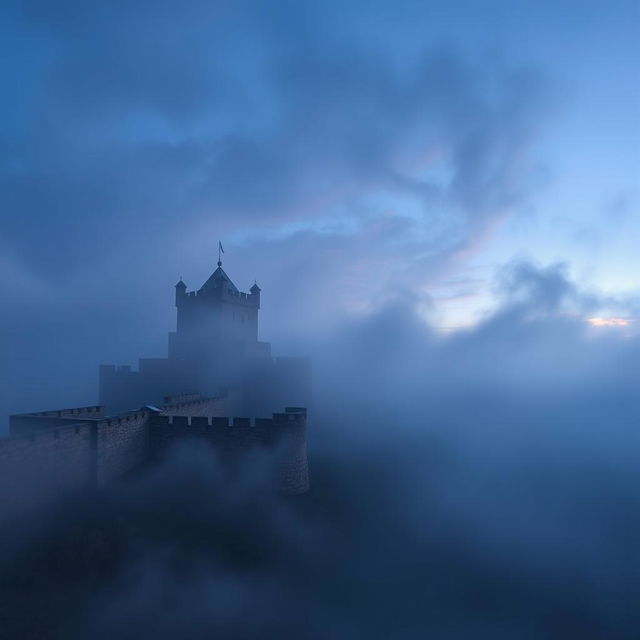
[0,396,308,523]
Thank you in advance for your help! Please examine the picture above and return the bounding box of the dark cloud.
[2,1,548,275]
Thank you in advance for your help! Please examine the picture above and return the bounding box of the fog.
[2,1,639,637]
[2,261,639,638]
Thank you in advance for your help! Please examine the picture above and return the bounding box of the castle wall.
[1,399,308,523]
[0,422,96,522]
[9,405,105,437]
[149,408,309,494]
[95,412,150,486]
[150,415,275,455]
[161,394,229,417]
[272,410,310,495]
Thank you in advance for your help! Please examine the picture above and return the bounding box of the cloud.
[2,2,548,279]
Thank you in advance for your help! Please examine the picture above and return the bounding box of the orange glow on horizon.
[586,317,630,327]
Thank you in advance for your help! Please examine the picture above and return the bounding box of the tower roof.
[175,279,187,289]
[250,282,261,293]
[198,266,239,295]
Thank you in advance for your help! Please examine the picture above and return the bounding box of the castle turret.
[175,279,187,307]
[250,282,261,308]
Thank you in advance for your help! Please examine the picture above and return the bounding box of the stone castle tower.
[100,258,311,415]
[169,260,271,384]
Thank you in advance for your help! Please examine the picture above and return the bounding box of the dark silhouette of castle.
[1,257,311,522]
[100,259,311,415]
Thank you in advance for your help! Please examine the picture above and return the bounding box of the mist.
[2,260,640,638]
[2,0,639,637]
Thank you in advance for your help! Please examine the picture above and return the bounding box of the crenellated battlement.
[163,392,202,405]
[1,397,308,522]
[161,393,230,418]
[181,288,258,304]
[149,406,308,493]
[152,406,307,429]
[1,420,95,446]
[15,405,105,419]
[96,410,149,428]
[9,405,106,437]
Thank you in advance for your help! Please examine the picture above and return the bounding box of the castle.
[0,258,310,523]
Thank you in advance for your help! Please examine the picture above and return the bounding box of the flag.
[219,241,224,254]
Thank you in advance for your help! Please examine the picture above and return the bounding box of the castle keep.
[1,259,310,522]
[100,259,310,416]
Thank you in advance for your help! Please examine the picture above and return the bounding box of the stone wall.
[95,411,150,486]
[1,398,309,522]
[150,408,309,494]
[10,405,105,437]
[0,422,96,522]
[161,394,229,418]
[272,410,310,495]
